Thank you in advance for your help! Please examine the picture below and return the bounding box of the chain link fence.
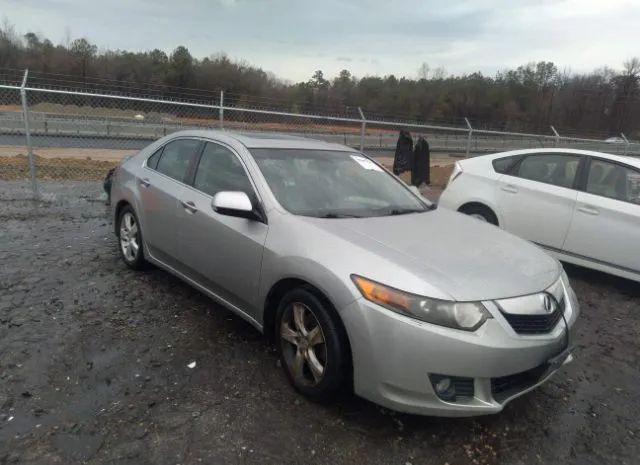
[1,72,640,202]
[0,85,29,183]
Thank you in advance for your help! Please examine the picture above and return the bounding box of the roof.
[469,148,640,169]
[169,129,358,151]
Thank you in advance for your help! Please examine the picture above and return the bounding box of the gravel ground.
[1,181,639,465]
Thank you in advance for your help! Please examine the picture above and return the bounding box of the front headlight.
[351,275,492,331]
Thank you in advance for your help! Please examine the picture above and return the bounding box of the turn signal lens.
[351,275,411,312]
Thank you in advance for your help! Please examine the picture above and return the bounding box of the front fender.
[258,253,360,315]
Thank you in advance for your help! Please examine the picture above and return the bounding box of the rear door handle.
[577,205,599,216]
[138,177,150,188]
[500,184,519,193]
[180,200,198,214]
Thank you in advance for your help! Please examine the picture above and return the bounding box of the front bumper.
[340,284,579,417]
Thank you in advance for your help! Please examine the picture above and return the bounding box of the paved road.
[1,109,639,157]
[3,121,635,157]
[0,134,152,151]
[0,133,455,163]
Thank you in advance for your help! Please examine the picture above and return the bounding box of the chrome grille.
[501,299,564,334]
[495,278,567,335]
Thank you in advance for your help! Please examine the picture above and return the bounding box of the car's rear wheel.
[275,288,349,401]
[459,204,499,226]
[117,205,148,270]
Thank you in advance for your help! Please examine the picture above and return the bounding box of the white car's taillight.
[447,162,463,186]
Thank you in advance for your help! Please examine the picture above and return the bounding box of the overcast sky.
[2,0,639,82]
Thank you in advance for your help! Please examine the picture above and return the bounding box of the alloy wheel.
[280,302,327,386]
[119,212,140,262]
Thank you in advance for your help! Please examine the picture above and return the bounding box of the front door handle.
[138,177,151,188]
[181,200,198,214]
[500,184,518,193]
[577,205,599,216]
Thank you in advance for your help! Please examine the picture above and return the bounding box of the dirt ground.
[0,146,131,162]
[0,181,639,465]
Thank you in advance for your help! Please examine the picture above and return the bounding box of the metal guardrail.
[0,70,639,199]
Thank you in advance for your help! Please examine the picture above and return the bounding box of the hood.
[305,208,560,301]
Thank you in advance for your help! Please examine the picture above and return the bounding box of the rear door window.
[515,154,581,189]
[155,139,201,183]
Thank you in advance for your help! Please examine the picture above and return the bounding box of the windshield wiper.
[318,213,362,218]
[388,208,427,216]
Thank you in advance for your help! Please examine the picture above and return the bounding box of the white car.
[439,148,640,282]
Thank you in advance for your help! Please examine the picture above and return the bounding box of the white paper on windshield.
[350,155,382,171]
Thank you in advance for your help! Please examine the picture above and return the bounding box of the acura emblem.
[543,294,556,313]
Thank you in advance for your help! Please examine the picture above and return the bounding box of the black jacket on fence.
[411,137,431,186]
[392,130,413,175]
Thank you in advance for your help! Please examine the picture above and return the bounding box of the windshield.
[251,149,431,218]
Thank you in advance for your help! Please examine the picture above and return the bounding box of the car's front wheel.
[117,205,148,270]
[275,288,350,401]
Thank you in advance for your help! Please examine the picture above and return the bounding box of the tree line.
[1,21,639,138]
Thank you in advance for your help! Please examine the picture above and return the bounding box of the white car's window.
[251,149,431,218]
[194,142,254,197]
[492,155,523,174]
[516,154,581,189]
[155,139,201,182]
[586,159,640,204]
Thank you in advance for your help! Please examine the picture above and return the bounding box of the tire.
[275,287,350,401]
[459,204,499,226]
[117,205,148,270]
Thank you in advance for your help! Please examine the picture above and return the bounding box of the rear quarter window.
[146,147,163,170]
[492,156,522,174]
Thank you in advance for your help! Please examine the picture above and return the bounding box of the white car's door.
[562,157,640,273]
[495,152,583,249]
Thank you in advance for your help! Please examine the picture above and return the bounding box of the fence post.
[19,69,39,199]
[219,91,224,129]
[620,133,629,156]
[550,125,560,147]
[357,107,366,152]
[464,117,473,157]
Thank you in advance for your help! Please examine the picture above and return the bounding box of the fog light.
[435,377,452,394]
[429,374,474,402]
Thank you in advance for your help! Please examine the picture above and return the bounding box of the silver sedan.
[110,130,579,416]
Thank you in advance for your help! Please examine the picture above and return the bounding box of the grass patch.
[0,154,116,181]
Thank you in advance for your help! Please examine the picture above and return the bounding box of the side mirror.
[212,191,257,220]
